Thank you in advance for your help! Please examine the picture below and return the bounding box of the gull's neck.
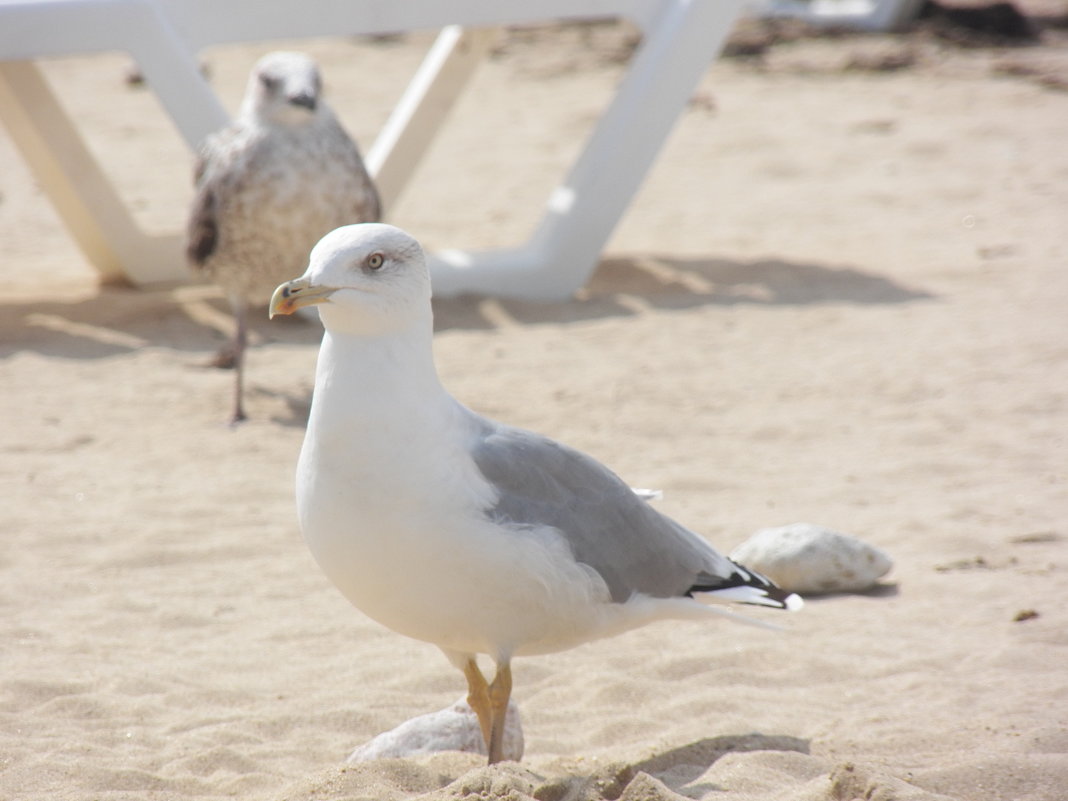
[300,315,478,525]
[307,316,456,448]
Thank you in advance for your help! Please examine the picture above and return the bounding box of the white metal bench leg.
[124,0,229,149]
[0,21,492,285]
[427,0,746,300]
[0,60,184,285]
[0,1,745,295]
[367,25,499,212]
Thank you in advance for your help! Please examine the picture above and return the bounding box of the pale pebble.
[346,697,524,763]
[731,523,893,594]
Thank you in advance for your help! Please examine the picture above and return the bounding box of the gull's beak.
[287,91,317,112]
[269,278,336,318]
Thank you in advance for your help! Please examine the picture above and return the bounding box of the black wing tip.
[688,561,803,611]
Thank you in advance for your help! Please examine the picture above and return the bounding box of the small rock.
[124,59,212,87]
[935,555,1018,572]
[346,697,523,762]
[1009,531,1061,545]
[619,771,690,801]
[443,763,539,799]
[934,555,989,572]
[845,46,917,72]
[731,523,892,594]
[1013,609,1039,622]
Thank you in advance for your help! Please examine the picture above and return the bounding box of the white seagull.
[269,224,802,764]
[187,51,380,423]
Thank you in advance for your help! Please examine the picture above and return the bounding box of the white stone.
[730,524,893,594]
[346,697,524,763]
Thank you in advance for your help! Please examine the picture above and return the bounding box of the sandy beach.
[2,9,1067,800]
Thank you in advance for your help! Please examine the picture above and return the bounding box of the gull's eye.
[259,73,280,91]
[366,252,385,271]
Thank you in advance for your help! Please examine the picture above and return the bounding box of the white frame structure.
[0,0,919,299]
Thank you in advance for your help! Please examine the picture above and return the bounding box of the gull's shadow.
[635,732,810,776]
[4,254,931,357]
[636,733,809,796]
[433,254,935,332]
[532,733,810,800]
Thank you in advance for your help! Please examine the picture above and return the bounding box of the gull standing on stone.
[269,224,802,764]
[187,51,380,423]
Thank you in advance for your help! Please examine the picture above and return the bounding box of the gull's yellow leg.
[463,658,493,757]
[487,661,513,764]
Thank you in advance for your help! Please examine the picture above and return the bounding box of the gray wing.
[186,181,218,267]
[185,129,239,268]
[469,417,761,604]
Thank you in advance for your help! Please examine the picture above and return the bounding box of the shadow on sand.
[1,254,933,360]
[433,253,934,331]
[0,284,322,361]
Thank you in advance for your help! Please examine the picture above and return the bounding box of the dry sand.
[2,11,1067,801]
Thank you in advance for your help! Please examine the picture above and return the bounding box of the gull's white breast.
[296,351,620,658]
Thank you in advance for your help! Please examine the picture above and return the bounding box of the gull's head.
[243,51,324,125]
[269,224,432,336]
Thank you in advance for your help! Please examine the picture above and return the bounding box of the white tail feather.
[694,585,805,612]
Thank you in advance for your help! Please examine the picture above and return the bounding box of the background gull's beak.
[287,91,317,111]
[269,278,336,318]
